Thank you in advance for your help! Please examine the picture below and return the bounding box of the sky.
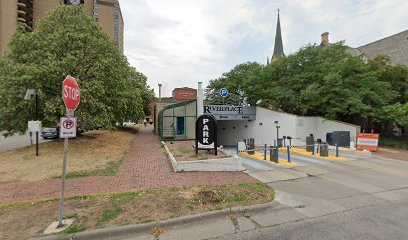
[120,0,408,97]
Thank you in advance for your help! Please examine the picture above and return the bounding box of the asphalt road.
[213,199,408,240]
[0,131,49,153]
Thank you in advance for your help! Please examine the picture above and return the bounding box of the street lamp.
[274,120,280,147]
[24,89,39,156]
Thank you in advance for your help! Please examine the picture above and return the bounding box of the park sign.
[196,115,217,155]
[219,88,229,98]
[62,75,80,116]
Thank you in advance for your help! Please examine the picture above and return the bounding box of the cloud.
[120,0,408,96]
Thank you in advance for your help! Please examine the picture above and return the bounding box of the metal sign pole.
[58,136,69,227]
[35,93,39,156]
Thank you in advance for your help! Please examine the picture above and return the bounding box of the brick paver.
[0,126,254,204]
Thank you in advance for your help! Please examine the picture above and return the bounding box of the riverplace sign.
[203,105,256,120]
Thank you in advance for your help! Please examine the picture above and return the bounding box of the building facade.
[152,87,198,135]
[320,30,408,66]
[0,0,124,56]
[172,87,198,101]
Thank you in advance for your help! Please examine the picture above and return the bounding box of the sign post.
[219,88,228,105]
[28,120,41,156]
[196,115,217,155]
[58,75,80,228]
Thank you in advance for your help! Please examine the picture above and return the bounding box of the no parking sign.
[59,117,77,138]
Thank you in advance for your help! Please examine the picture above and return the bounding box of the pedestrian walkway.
[0,126,254,205]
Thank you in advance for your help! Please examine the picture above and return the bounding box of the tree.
[379,103,408,127]
[205,91,241,105]
[0,5,150,135]
[205,42,405,129]
[205,62,263,105]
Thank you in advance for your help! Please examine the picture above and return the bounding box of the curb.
[32,201,282,240]
[162,141,243,172]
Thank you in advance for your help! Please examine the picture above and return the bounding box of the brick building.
[172,87,198,101]
[0,0,124,56]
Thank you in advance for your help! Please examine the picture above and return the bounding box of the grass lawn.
[0,126,138,182]
[0,182,274,240]
[165,140,229,161]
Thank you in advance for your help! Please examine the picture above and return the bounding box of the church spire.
[271,9,285,61]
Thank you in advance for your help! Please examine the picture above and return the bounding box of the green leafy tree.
[379,103,408,127]
[206,42,406,129]
[205,62,263,105]
[205,91,241,105]
[0,5,150,135]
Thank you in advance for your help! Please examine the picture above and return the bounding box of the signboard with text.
[203,105,256,120]
[59,117,77,138]
[356,133,379,152]
[196,115,217,155]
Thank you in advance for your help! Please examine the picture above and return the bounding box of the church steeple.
[271,9,285,61]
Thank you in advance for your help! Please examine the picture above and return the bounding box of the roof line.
[357,29,408,49]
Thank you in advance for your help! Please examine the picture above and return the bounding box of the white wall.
[217,107,298,146]
[217,107,360,147]
[295,116,318,146]
[315,117,360,145]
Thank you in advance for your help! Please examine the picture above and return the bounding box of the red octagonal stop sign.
[62,75,80,111]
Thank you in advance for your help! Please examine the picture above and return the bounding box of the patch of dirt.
[0,127,137,182]
[165,140,228,161]
[0,183,273,240]
[193,190,223,204]
[373,147,408,161]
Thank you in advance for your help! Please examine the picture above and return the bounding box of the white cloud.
[120,0,408,96]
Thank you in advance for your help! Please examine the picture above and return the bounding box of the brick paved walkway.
[0,126,254,204]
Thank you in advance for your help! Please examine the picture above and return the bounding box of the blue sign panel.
[219,88,229,98]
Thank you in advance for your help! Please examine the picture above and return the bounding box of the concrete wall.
[295,116,318,145]
[217,107,299,146]
[315,117,360,145]
[0,0,18,55]
[218,107,360,147]
[33,0,60,29]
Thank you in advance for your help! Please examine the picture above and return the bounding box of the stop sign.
[62,75,80,111]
